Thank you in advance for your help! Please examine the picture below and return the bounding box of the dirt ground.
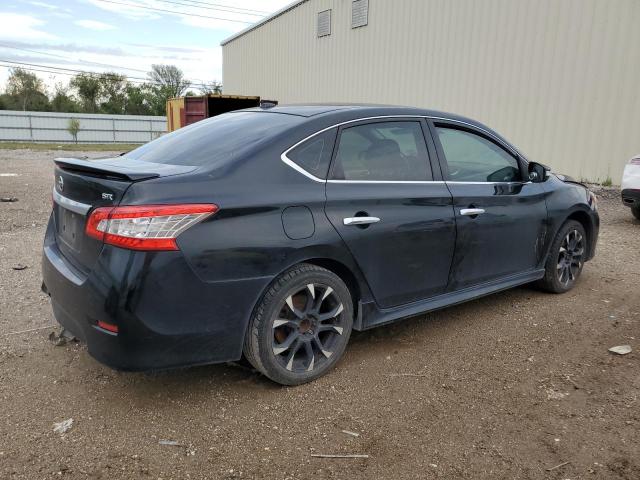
[0,149,638,480]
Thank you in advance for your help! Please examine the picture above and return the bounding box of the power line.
[93,0,256,23]
[151,0,266,16]
[1,59,153,83]
[160,0,270,15]
[0,43,151,75]
[0,63,147,85]
[0,60,211,90]
[0,63,212,91]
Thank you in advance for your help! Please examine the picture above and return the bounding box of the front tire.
[632,205,640,220]
[244,264,354,385]
[537,220,587,293]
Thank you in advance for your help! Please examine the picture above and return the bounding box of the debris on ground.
[0,173,19,176]
[3,325,57,337]
[563,375,581,390]
[53,419,74,434]
[1,197,18,202]
[159,440,183,447]
[546,389,568,400]
[12,264,27,271]
[608,345,632,355]
[310,454,369,459]
[546,460,570,471]
[341,430,360,438]
[48,329,76,346]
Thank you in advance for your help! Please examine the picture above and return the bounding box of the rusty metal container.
[166,94,265,132]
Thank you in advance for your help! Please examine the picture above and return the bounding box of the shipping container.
[166,94,272,132]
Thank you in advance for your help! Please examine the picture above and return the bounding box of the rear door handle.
[460,208,485,216]
[343,216,380,226]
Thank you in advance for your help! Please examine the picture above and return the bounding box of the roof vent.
[352,0,368,28]
[317,9,331,37]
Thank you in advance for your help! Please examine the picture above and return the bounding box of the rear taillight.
[630,157,640,165]
[86,204,218,251]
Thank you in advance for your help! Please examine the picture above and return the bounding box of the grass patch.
[0,142,141,152]
[602,176,613,187]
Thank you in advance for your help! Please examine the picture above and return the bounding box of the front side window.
[435,127,521,182]
[331,121,432,181]
[287,129,336,179]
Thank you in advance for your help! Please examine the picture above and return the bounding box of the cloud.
[84,0,292,31]
[29,1,59,10]
[0,12,57,40]
[126,42,206,54]
[74,19,117,31]
[84,0,159,20]
[0,40,126,56]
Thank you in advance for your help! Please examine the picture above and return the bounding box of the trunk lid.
[52,157,196,273]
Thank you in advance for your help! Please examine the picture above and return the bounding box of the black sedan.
[42,105,599,385]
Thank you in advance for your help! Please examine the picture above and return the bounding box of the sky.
[0,0,292,93]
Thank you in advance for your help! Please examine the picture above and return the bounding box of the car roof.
[241,103,483,126]
[233,104,519,156]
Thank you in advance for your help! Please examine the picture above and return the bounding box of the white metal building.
[221,0,640,183]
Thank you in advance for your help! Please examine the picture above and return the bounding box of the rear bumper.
[42,219,271,371]
[621,189,640,208]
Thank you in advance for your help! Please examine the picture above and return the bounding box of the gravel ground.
[0,149,638,480]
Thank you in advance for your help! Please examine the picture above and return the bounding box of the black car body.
[42,105,599,383]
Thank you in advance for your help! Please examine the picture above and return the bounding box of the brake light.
[86,204,218,251]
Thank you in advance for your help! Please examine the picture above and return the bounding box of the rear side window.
[435,127,521,182]
[286,129,337,179]
[125,112,302,167]
[331,121,432,181]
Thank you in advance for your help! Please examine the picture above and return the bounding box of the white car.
[621,155,640,220]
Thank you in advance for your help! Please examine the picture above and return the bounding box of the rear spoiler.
[54,157,195,181]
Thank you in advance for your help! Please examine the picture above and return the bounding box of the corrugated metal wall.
[222,0,640,183]
[0,110,166,144]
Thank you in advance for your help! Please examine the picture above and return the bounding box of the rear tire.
[244,263,353,385]
[537,220,587,293]
[632,205,640,220]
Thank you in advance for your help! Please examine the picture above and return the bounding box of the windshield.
[124,111,302,167]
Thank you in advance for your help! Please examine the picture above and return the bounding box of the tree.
[6,68,47,111]
[201,80,222,95]
[0,93,20,110]
[67,118,81,144]
[124,84,153,115]
[70,73,101,113]
[148,64,190,99]
[146,64,190,116]
[98,73,127,114]
[50,83,80,113]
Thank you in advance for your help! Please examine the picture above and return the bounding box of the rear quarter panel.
[120,134,375,307]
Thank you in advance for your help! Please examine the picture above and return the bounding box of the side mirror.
[528,162,550,183]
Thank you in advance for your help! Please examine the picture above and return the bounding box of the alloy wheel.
[557,229,584,286]
[271,284,346,373]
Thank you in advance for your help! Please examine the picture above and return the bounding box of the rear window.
[125,112,302,166]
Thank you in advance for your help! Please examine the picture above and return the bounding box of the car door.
[324,118,456,309]
[428,120,548,290]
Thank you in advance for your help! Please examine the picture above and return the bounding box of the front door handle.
[343,216,380,226]
[460,208,485,216]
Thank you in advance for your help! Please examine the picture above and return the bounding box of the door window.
[435,127,521,182]
[331,121,432,181]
